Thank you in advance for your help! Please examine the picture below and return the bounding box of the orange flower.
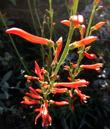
[75,88,90,103]
[21,96,40,105]
[94,0,101,5]
[80,63,103,71]
[21,86,42,103]
[34,101,52,127]
[35,88,42,93]
[50,100,69,106]
[70,15,84,27]
[51,88,68,94]
[53,79,89,88]
[24,75,39,82]
[26,92,42,99]
[91,21,106,31]
[35,61,43,81]
[6,27,52,45]
[61,20,70,27]
[52,37,63,65]
[61,15,84,28]
[83,51,97,59]
[69,36,97,48]
[80,24,86,38]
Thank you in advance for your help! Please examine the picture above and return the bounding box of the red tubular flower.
[34,101,52,127]
[52,37,63,65]
[70,15,84,27]
[83,51,97,59]
[80,63,103,71]
[50,100,69,106]
[61,20,70,27]
[29,86,38,94]
[35,88,42,93]
[64,65,70,70]
[24,75,39,82]
[53,79,89,88]
[75,88,90,103]
[92,21,106,31]
[61,15,84,28]
[70,36,97,48]
[26,92,42,99]
[21,86,42,104]
[35,61,43,80]
[6,27,50,45]
[51,88,68,94]
[80,24,86,38]
[21,96,40,105]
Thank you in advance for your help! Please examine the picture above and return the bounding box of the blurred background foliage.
[0,0,110,129]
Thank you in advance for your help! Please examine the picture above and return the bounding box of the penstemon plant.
[5,0,106,127]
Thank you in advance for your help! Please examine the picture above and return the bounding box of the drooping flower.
[21,86,41,105]
[69,36,97,49]
[75,88,90,103]
[52,37,63,65]
[83,51,97,59]
[34,101,52,127]
[6,27,52,45]
[80,63,103,71]
[53,79,89,88]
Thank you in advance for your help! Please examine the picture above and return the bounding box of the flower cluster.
[5,0,106,127]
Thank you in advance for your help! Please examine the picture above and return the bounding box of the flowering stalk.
[71,0,101,81]
[54,0,79,75]
[5,0,105,127]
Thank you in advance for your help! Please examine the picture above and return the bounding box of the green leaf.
[1,70,12,83]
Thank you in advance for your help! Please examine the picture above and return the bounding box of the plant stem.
[54,0,79,75]
[72,0,98,80]
[54,27,74,74]
[46,0,53,70]
[0,12,30,74]
[49,0,53,39]
[85,3,97,37]
[27,0,38,35]
[33,0,42,34]
[71,0,79,15]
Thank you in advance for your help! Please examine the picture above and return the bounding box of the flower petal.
[91,21,106,31]
[50,100,69,106]
[6,27,49,45]
[80,63,103,71]
[83,51,97,59]
[70,36,97,48]
[54,80,89,88]
[35,61,43,80]
[61,20,71,27]
[52,37,63,65]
